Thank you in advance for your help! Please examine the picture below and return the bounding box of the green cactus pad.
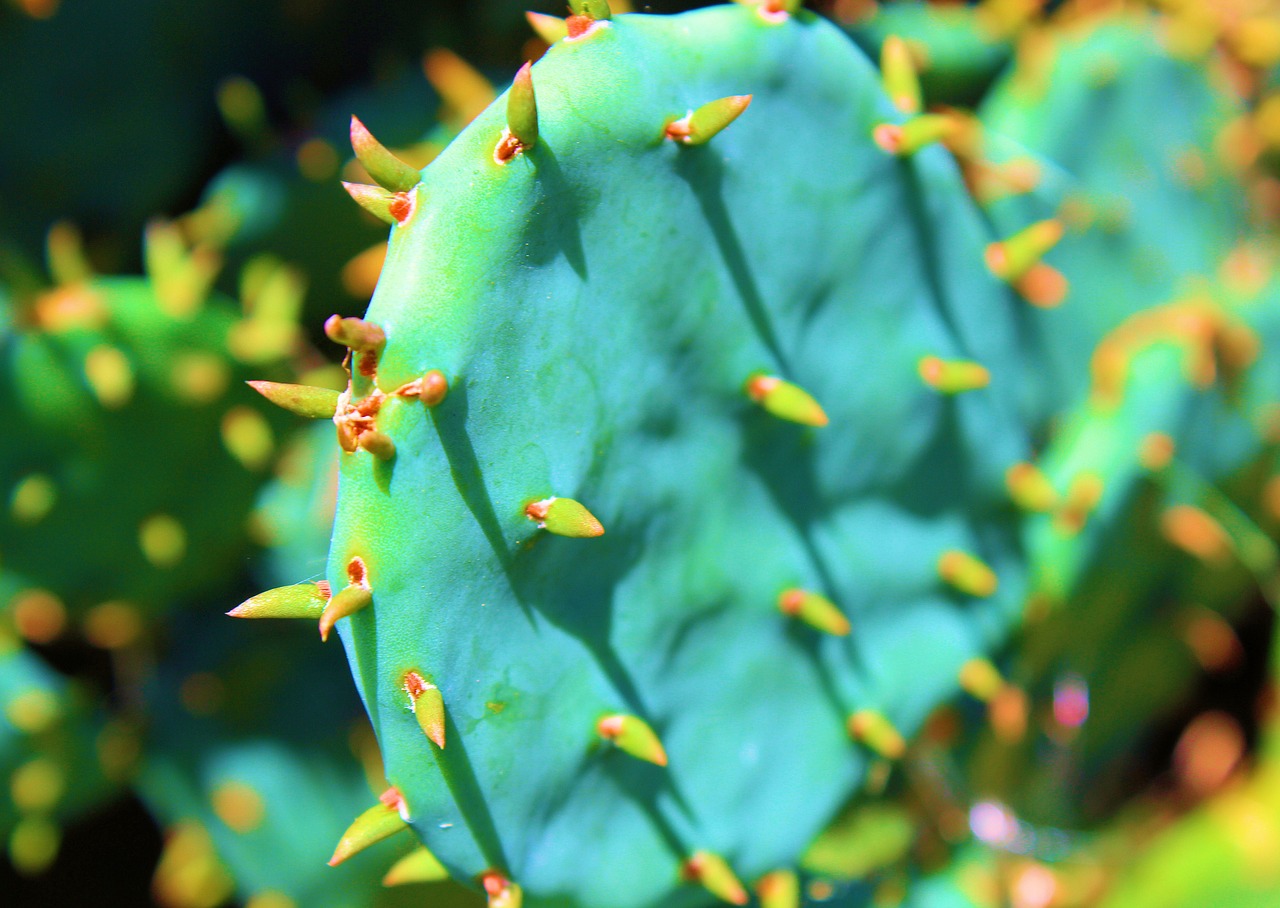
[317,5,1036,905]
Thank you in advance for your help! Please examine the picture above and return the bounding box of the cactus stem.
[938,550,998,597]
[881,36,922,115]
[597,714,669,766]
[682,851,749,905]
[918,356,990,394]
[246,381,341,419]
[349,116,421,193]
[227,583,328,619]
[403,671,447,748]
[319,557,373,641]
[328,788,410,866]
[480,870,523,908]
[847,709,907,759]
[526,11,569,44]
[394,371,450,407]
[744,374,829,426]
[777,589,851,636]
[873,114,955,156]
[985,219,1064,284]
[1005,462,1058,512]
[666,96,753,146]
[383,845,449,886]
[755,869,800,908]
[525,497,605,537]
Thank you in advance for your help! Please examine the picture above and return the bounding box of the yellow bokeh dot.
[211,781,266,834]
[245,891,297,908]
[296,138,339,182]
[11,758,66,813]
[10,588,67,644]
[170,353,231,404]
[139,515,187,568]
[83,600,143,650]
[84,345,135,409]
[8,815,60,875]
[10,474,56,525]
[5,689,61,734]
[221,406,274,471]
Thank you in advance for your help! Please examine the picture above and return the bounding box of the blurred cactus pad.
[6,0,1280,906]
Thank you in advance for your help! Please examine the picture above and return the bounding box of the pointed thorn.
[918,356,990,394]
[319,556,372,642]
[1005,462,1058,512]
[350,116,421,193]
[318,585,373,641]
[755,870,800,908]
[341,182,399,226]
[507,62,539,152]
[958,658,1005,702]
[481,871,523,908]
[525,497,605,537]
[328,788,410,866]
[324,315,386,355]
[404,671,446,748]
[396,371,450,407]
[682,851,748,905]
[873,114,955,156]
[246,381,341,419]
[777,588,851,636]
[597,714,668,766]
[227,583,327,619]
[881,36,922,115]
[383,845,449,886]
[526,10,569,43]
[359,430,396,460]
[847,709,907,759]
[985,219,1064,284]
[667,95,753,146]
[938,550,998,597]
[745,374,828,426]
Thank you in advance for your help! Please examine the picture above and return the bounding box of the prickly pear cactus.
[0,627,132,875]
[241,2,1061,904]
[976,12,1247,423]
[0,225,300,638]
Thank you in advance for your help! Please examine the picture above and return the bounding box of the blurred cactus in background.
[6,0,1280,906]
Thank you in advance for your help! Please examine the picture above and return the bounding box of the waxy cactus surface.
[261,4,1057,905]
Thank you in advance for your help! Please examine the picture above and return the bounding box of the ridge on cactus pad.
[242,3,1060,906]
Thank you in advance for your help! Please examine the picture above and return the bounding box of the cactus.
[0,223,302,637]
[976,13,1246,423]
[846,0,1031,109]
[235,2,1070,904]
[0,626,132,875]
[139,612,482,908]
